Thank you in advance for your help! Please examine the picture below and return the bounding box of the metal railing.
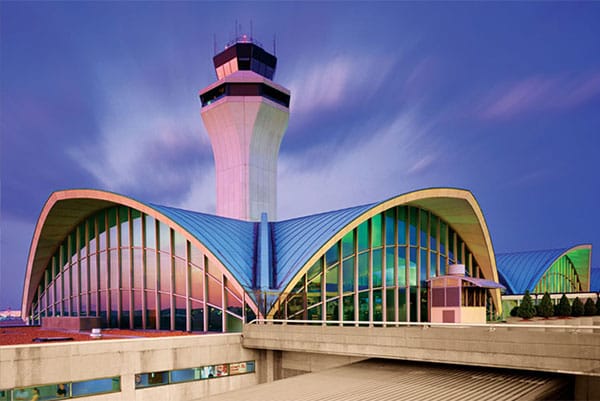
[247,318,599,332]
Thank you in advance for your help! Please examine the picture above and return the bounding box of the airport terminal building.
[21,37,509,331]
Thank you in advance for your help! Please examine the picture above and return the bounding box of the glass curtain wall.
[275,205,489,323]
[533,255,583,294]
[29,206,254,332]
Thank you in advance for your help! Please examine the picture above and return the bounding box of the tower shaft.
[199,39,290,221]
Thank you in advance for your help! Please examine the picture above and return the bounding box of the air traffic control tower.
[199,35,290,221]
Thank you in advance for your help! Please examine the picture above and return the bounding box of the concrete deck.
[199,359,571,401]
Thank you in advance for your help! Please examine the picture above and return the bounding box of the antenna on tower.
[250,20,253,42]
[273,33,276,55]
[235,19,238,41]
[213,34,217,55]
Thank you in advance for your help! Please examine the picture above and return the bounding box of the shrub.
[518,290,535,319]
[596,298,600,315]
[538,292,554,318]
[510,306,519,317]
[584,298,596,316]
[557,294,571,317]
[571,297,584,317]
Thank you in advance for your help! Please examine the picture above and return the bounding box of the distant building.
[496,245,592,295]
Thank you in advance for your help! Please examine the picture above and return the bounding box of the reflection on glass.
[325,266,338,299]
[342,231,354,259]
[342,257,354,293]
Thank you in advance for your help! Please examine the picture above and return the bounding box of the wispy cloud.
[286,55,396,119]
[479,71,600,120]
[277,108,444,219]
[67,72,214,208]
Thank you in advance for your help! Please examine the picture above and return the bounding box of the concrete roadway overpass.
[242,319,600,398]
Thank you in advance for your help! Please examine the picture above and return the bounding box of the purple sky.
[1,2,599,309]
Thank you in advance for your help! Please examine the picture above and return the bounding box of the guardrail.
[247,318,598,332]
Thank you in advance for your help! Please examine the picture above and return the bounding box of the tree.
[557,294,571,317]
[510,306,519,317]
[518,290,535,319]
[596,297,600,315]
[571,297,584,317]
[538,292,554,318]
[584,298,596,316]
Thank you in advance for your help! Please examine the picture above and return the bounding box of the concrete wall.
[0,334,261,401]
[280,351,365,379]
[42,317,104,330]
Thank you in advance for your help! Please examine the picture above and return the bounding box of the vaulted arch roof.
[21,189,257,317]
[496,245,592,294]
[270,188,501,314]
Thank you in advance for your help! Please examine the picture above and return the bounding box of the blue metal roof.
[496,248,572,294]
[272,203,376,291]
[150,204,257,292]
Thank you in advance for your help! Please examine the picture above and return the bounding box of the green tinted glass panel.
[308,259,323,281]
[409,248,417,286]
[307,274,321,307]
[88,216,96,243]
[439,221,447,255]
[357,222,368,252]
[397,206,407,245]
[325,243,339,267]
[430,215,438,251]
[108,207,117,228]
[430,252,437,278]
[307,305,321,321]
[358,291,369,321]
[97,210,106,233]
[343,257,354,293]
[326,265,339,299]
[420,249,428,283]
[226,314,243,332]
[398,288,407,321]
[373,289,383,321]
[397,250,407,287]
[79,223,86,252]
[420,210,428,248]
[409,287,418,322]
[457,239,464,264]
[385,209,395,246]
[342,231,355,259]
[448,229,455,262]
[372,249,382,288]
[358,253,369,291]
[386,289,395,321]
[409,207,418,246]
[326,299,339,321]
[343,295,354,321]
[69,232,77,258]
[386,247,395,286]
[420,288,428,322]
[371,214,382,247]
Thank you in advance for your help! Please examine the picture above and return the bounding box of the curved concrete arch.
[268,188,501,317]
[21,189,259,318]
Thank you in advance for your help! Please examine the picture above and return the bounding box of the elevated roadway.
[243,320,600,377]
